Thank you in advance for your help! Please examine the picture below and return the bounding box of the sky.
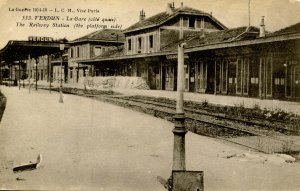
[0,0,300,49]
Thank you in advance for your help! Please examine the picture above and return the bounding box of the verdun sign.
[28,36,55,42]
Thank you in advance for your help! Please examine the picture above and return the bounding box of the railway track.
[113,96,299,135]
[125,95,299,134]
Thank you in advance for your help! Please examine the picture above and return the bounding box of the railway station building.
[78,3,300,101]
[0,3,299,102]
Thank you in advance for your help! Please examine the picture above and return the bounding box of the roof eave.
[185,32,300,53]
[69,39,124,44]
[79,50,176,63]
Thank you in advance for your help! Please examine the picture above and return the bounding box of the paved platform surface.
[1,86,300,191]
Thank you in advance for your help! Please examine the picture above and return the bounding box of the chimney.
[139,9,146,21]
[166,2,175,14]
[259,16,266,37]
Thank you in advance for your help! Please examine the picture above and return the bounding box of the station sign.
[28,36,55,42]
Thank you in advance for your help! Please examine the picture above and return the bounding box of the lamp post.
[173,43,187,171]
[59,43,65,103]
[13,60,21,90]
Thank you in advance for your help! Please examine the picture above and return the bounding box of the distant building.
[0,38,69,85]
[67,29,124,83]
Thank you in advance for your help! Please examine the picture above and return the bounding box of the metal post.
[59,50,64,103]
[0,63,1,85]
[214,61,217,95]
[47,55,51,94]
[23,68,25,88]
[49,57,52,94]
[77,62,80,83]
[14,67,17,86]
[35,58,38,91]
[173,43,187,171]
[28,55,31,93]
[18,63,21,90]
[9,63,11,87]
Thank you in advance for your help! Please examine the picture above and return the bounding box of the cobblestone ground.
[0,86,300,191]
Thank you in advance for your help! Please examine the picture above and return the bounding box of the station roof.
[268,22,300,37]
[0,40,70,62]
[69,29,125,45]
[79,26,300,63]
[185,31,300,54]
[123,6,227,34]
[161,26,260,51]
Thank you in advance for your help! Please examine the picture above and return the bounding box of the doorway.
[259,57,272,98]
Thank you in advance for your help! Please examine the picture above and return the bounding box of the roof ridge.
[71,29,124,43]
[271,22,300,35]
[124,5,216,33]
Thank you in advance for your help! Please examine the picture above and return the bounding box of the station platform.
[111,88,300,115]
[1,86,300,190]
[20,79,300,115]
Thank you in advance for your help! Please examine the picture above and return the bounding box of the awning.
[0,40,70,61]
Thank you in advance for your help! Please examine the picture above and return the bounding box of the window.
[243,59,249,95]
[275,78,285,85]
[197,61,207,91]
[236,59,242,94]
[76,47,80,58]
[236,58,249,95]
[149,35,154,49]
[222,61,228,93]
[94,47,102,56]
[251,77,259,84]
[266,58,272,95]
[183,16,188,27]
[189,17,195,28]
[197,18,205,29]
[128,39,132,51]
[137,37,142,52]
[70,48,74,58]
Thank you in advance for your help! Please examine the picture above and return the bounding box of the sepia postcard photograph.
[0,0,300,190]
